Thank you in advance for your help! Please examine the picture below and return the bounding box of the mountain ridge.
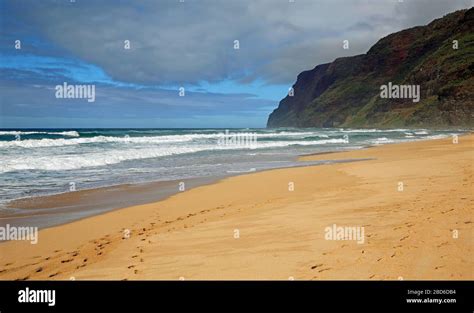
[267,8,474,129]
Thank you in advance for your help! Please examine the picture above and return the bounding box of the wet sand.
[1,176,223,229]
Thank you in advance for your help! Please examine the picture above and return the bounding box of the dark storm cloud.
[6,0,471,86]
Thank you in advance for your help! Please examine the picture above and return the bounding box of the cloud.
[2,0,471,128]
[5,0,471,87]
[0,75,276,128]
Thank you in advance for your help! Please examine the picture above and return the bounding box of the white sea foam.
[0,129,456,175]
[0,135,193,148]
[371,137,396,144]
[0,138,349,173]
[0,146,199,172]
[257,131,321,137]
[0,131,80,137]
[425,134,450,140]
[340,128,410,133]
[0,132,332,148]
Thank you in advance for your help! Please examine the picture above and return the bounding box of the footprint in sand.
[28,261,40,266]
[399,235,409,241]
[311,264,323,270]
[441,209,454,214]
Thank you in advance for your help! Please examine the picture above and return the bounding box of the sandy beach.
[1,135,472,280]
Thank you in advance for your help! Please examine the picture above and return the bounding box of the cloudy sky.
[0,0,471,128]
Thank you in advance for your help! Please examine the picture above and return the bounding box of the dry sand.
[1,135,472,280]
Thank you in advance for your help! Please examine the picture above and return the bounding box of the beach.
[0,134,472,280]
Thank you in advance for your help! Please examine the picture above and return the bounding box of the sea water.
[0,128,463,211]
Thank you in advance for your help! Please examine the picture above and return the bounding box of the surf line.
[226,168,256,173]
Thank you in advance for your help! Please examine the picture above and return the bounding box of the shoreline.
[0,135,457,230]
[0,176,224,230]
[1,156,370,231]
[1,130,466,226]
[0,134,472,280]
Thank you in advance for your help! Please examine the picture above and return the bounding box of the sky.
[0,0,471,128]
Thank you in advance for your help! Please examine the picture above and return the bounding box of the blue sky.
[0,0,471,128]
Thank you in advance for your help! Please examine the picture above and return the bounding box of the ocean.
[0,128,463,213]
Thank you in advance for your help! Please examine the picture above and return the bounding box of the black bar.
[0,281,472,313]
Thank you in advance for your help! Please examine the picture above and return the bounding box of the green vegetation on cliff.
[267,8,474,128]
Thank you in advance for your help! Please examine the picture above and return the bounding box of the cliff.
[267,8,474,128]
